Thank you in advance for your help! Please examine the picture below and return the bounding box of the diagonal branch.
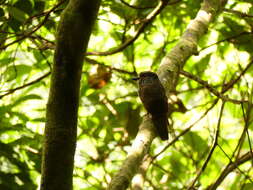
[107,1,228,189]
[0,72,51,99]
[206,151,253,190]
[198,31,251,53]
[222,59,253,93]
[84,57,136,75]
[157,0,228,93]
[107,116,156,190]
[217,144,253,183]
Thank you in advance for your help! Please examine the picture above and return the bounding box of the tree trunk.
[40,1,101,190]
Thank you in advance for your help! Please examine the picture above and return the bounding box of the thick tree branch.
[158,0,228,93]
[107,116,155,190]
[108,1,228,189]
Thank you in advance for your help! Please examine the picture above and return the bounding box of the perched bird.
[133,71,169,140]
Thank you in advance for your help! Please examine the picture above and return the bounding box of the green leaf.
[11,94,42,107]
[0,58,13,68]
[9,111,29,121]
[4,64,32,81]
[32,117,45,122]
[81,187,98,190]
[8,6,28,22]
[183,131,208,157]
[0,8,4,17]
[0,124,24,134]
[14,0,33,14]
[16,64,32,75]
[9,136,35,146]
[194,53,211,76]
[242,184,253,190]
[34,0,46,13]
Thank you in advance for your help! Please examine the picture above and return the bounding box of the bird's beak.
[132,77,140,81]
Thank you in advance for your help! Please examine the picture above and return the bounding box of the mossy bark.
[40,1,101,190]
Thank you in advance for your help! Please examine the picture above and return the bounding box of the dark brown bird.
[133,71,169,140]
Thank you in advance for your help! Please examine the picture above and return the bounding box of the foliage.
[0,0,253,189]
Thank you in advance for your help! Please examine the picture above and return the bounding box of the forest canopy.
[0,0,253,189]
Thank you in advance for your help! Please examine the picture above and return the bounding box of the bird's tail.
[152,114,169,140]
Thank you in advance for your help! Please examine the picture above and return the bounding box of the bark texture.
[108,116,155,190]
[40,1,101,190]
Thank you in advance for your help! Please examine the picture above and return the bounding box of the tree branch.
[0,72,50,99]
[206,151,253,190]
[107,116,156,190]
[222,59,253,93]
[198,31,251,53]
[187,101,225,189]
[152,99,218,160]
[84,57,136,75]
[180,70,247,104]
[0,1,65,50]
[107,0,228,189]
[86,0,169,56]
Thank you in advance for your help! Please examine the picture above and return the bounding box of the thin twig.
[86,0,168,56]
[222,59,253,93]
[223,8,253,18]
[152,99,218,160]
[0,1,65,50]
[84,57,136,75]
[198,31,251,53]
[0,72,51,99]
[187,101,226,189]
[180,70,247,104]
[232,103,252,159]
[207,151,253,190]
[217,144,253,183]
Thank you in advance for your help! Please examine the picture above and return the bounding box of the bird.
[133,71,169,140]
